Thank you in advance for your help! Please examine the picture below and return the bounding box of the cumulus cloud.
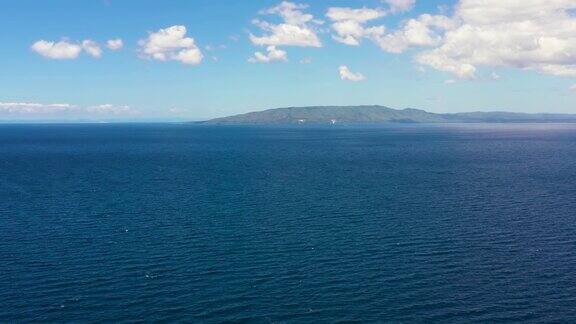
[378,0,576,79]
[106,38,124,50]
[32,38,122,59]
[375,14,455,53]
[384,0,416,14]
[0,102,138,116]
[31,40,83,60]
[250,1,322,47]
[326,7,386,46]
[248,46,288,63]
[339,65,365,82]
[82,40,102,58]
[327,7,385,22]
[138,25,204,65]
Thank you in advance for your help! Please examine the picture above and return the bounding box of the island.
[202,105,576,124]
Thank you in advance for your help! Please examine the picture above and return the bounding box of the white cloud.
[444,79,456,84]
[85,104,138,115]
[570,84,576,92]
[32,38,120,59]
[327,7,385,22]
[138,25,203,65]
[82,40,102,58]
[250,1,322,48]
[249,46,288,63]
[0,102,76,114]
[384,0,416,14]
[106,38,124,50]
[31,40,82,60]
[339,65,366,82]
[0,102,138,116]
[375,14,455,53]
[300,57,312,64]
[260,1,319,26]
[169,107,190,114]
[378,0,576,79]
[326,7,386,46]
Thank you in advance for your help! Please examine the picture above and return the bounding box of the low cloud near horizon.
[0,102,139,118]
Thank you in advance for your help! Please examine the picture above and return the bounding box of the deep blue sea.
[1,123,576,323]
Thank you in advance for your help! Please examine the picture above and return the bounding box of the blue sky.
[1,0,576,121]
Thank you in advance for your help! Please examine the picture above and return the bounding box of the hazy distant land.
[203,106,576,125]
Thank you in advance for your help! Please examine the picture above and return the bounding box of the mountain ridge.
[203,105,576,124]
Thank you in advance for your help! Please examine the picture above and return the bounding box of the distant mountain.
[445,111,576,123]
[202,106,576,124]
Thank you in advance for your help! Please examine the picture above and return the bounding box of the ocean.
[1,123,576,322]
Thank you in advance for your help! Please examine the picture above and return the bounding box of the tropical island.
[203,105,576,125]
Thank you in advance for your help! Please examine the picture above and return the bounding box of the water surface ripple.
[1,123,576,322]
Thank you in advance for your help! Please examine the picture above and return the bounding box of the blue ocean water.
[1,123,576,323]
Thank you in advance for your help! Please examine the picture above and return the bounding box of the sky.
[1,0,576,121]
